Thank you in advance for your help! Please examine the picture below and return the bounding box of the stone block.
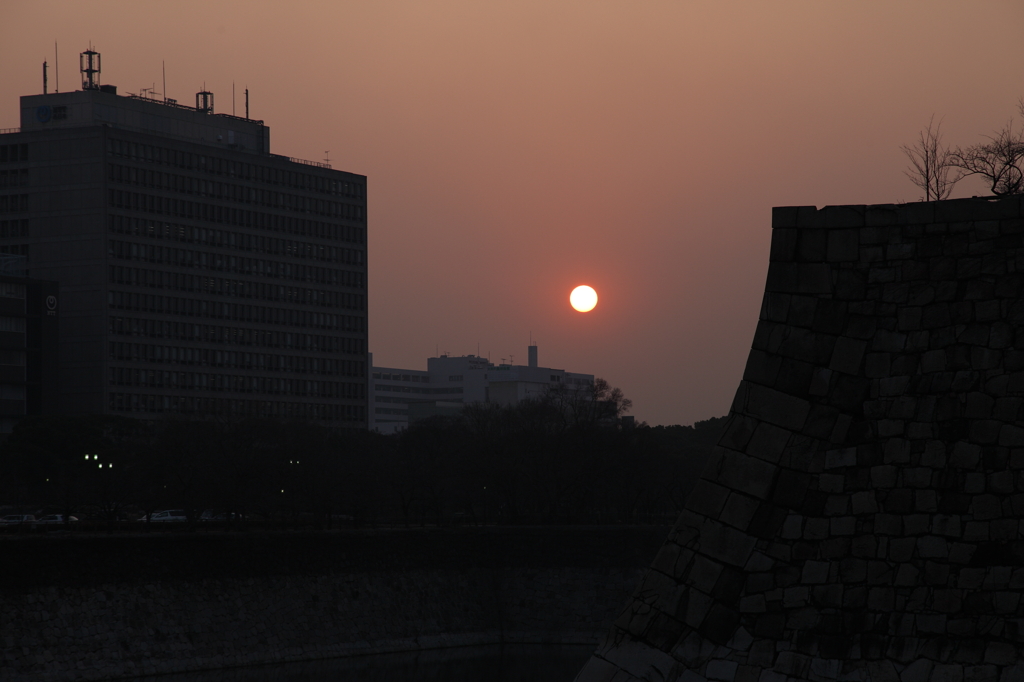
[772,207,803,229]
[930,664,964,682]
[984,643,1016,666]
[709,449,779,501]
[972,494,1003,521]
[739,595,766,614]
[829,517,856,536]
[900,659,934,682]
[932,514,962,538]
[950,442,982,468]
[698,604,740,646]
[798,229,828,262]
[801,561,830,584]
[828,337,867,375]
[917,536,949,559]
[871,465,898,488]
[687,481,732,518]
[744,423,791,464]
[744,350,783,387]
[719,493,761,532]
[743,383,812,433]
[697,519,758,569]
[706,659,739,681]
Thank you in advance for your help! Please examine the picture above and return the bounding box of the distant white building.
[368,346,594,434]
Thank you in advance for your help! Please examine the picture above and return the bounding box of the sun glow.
[570,285,598,312]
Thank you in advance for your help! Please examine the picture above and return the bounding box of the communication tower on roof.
[80,48,100,90]
[196,89,214,113]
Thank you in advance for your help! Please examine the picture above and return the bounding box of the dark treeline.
[0,400,725,528]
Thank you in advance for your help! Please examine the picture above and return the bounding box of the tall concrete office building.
[0,50,368,425]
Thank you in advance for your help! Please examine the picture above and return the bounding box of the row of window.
[107,188,362,236]
[109,341,365,376]
[0,219,28,238]
[0,195,28,214]
[109,240,366,288]
[109,392,366,422]
[109,268,366,313]
[109,294,363,333]
[0,169,28,189]
[0,283,25,301]
[108,367,364,398]
[0,144,28,164]
[109,315,365,350]
[109,164,365,220]
[0,316,25,333]
[372,373,429,382]
[375,407,409,416]
[374,384,464,395]
[106,139,364,198]
[110,214,365,254]
[108,186,365,226]
[0,245,28,258]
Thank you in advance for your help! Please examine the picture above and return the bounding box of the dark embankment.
[1,525,667,681]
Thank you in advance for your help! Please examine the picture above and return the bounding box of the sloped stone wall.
[578,197,1024,682]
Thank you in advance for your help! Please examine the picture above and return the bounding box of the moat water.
[130,644,592,682]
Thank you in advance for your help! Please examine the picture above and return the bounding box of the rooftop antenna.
[324,151,330,165]
[80,46,100,90]
[162,61,167,102]
[196,85,213,113]
[54,41,59,93]
[232,81,235,116]
[245,88,249,119]
[509,354,515,365]
[43,61,48,94]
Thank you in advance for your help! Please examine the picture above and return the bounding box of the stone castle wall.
[579,197,1024,682]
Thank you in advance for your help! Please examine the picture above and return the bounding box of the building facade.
[368,346,594,434]
[0,268,59,433]
[0,59,368,425]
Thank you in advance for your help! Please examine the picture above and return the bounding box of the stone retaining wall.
[579,197,1024,682]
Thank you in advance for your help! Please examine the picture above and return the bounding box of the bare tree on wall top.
[902,116,957,201]
[949,102,1024,196]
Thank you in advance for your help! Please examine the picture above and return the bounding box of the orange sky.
[3,1,1023,425]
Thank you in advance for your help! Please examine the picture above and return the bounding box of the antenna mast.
[162,61,167,102]
[54,42,59,93]
[43,61,48,94]
[80,47,100,90]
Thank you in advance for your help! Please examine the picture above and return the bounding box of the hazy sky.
[3,2,1023,425]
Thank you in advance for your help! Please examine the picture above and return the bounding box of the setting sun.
[570,285,598,312]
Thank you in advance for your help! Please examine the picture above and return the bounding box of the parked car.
[201,510,246,522]
[37,514,79,525]
[147,510,188,523]
[0,514,37,528]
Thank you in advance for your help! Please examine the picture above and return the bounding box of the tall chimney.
[528,345,538,368]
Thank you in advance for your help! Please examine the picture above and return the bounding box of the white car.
[37,514,79,524]
[147,510,188,523]
[0,514,37,527]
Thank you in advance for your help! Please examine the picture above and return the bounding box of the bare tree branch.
[901,115,957,201]
[950,118,1024,196]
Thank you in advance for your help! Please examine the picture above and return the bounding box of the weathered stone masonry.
[578,197,1024,682]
